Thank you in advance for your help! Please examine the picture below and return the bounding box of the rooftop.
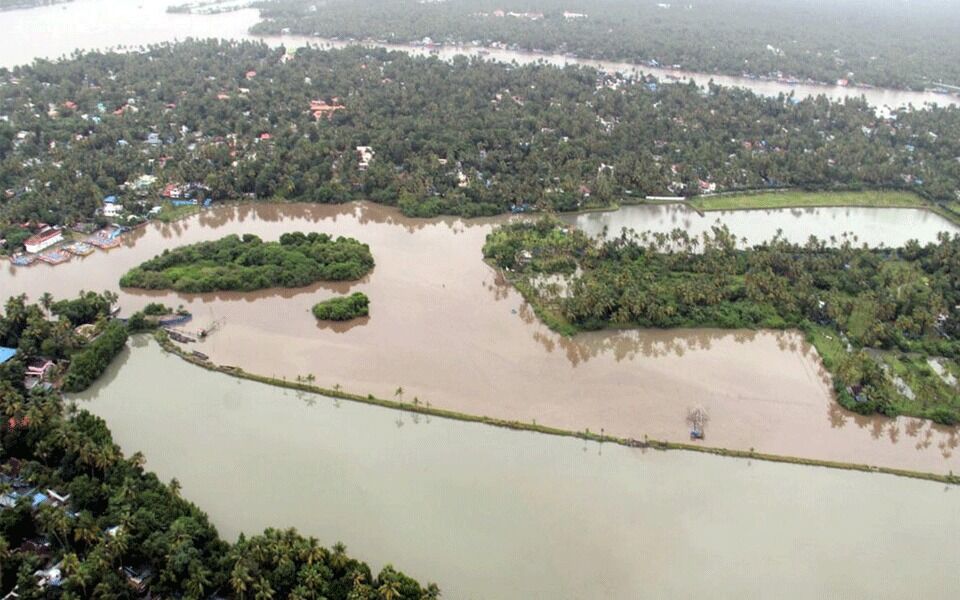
[0,347,16,365]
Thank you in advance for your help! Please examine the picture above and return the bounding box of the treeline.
[312,292,370,321]
[1,294,438,598]
[0,0,72,11]
[252,0,960,90]
[1,41,959,228]
[485,219,960,424]
[119,232,374,292]
[60,319,127,392]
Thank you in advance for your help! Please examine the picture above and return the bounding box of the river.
[0,0,956,112]
[70,340,960,599]
[4,201,958,474]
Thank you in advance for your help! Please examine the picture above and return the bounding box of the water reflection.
[315,315,371,334]
[562,204,958,248]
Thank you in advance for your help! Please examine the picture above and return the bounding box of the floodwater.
[4,202,959,474]
[0,0,956,112]
[562,204,960,246]
[72,340,960,600]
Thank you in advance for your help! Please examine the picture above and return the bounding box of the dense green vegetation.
[312,292,370,321]
[1,294,438,598]
[60,320,128,392]
[484,219,960,423]
[120,232,374,292]
[49,291,115,328]
[252,0,960,91]
[1,41,959,228]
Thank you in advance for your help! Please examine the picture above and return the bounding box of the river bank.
[154,330,960,485]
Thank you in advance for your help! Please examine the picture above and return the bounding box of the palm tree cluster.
[1,40,959,242]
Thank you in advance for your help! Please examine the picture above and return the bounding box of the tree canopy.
[120,232,374,292]
[312,292,370,321]
[252,0,960,90]
[1,40,959,232]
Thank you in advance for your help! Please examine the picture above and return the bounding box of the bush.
[312,292,370,321]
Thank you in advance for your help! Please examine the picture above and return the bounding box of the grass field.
[689,190,929,212]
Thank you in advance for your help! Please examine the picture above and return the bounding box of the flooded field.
[562,204,959,246]
[71,340,960,600]
[4,201,958,474]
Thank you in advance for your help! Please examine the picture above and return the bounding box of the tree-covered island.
[119,232,374,293]
[312,292,370,321]
[484,219,960,424]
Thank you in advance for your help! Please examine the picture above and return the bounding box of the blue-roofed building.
[31,492,48,509]
[104,195,118,204]
[0,347,17,365]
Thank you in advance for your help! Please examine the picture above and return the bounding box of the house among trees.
[356,146,375,170]
[310,98,344,120]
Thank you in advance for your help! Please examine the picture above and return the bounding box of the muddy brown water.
[71,340,960,600]
[4,201,958,474]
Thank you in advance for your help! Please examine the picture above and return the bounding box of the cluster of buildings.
[310,98,345,120]
[1,459,152,597]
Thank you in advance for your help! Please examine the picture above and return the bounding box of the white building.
[103,203,123,218]
[24,229,63,254]
[356,146,375,171]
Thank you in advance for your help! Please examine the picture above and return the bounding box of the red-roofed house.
[245,70,257,79]
[24,229,62,254]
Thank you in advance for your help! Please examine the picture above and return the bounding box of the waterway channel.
[5,201,959,475]
[71,339,960,599]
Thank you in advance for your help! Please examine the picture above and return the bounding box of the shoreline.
[267,34,960,100]
[154,330,960,486]
[4,191,955,269]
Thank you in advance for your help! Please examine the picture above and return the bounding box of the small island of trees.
[312,292,370,321]
[120,232,374,293]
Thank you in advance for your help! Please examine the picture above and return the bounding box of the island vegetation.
[484,218,960,424]
[120,232,374,293]
[1,40,959,237]
[0,293,438,598]
[312,292,370,321]
[252,0,960,91]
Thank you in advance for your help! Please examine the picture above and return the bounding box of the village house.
[24,228,62,254]
[310,98,345,120]
[356,146,375,170]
